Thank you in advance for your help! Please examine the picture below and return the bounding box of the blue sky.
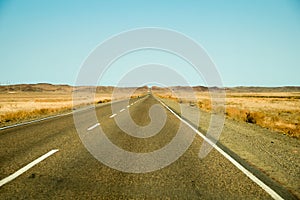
[0,0,299,86]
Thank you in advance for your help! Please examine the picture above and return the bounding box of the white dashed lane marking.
[109,114,117,118]
[87,123,100,131]
[110,99,142,119]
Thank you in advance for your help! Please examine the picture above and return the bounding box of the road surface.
[0,95,294,199]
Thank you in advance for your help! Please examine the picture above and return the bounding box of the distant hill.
[1,84,299,93]
[225,86,300,93]
[0,83,72,92]
[0,83,149,93]
[152,86,300,93]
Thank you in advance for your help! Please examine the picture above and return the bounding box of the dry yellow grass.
[0,84,148,127]
[0,92,74,126]
[153,88,300,139]
[224,92,300,138]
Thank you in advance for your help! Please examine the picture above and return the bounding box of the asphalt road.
[0,95,290,199]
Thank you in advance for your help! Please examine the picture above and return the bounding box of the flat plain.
[0,84,147,128]
[152,86,300,139]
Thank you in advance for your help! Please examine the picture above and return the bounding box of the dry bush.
[197,99,211,111]
[97,99,111,104]
[130,95,140,99]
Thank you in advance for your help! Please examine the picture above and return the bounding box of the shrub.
[245,112,256,124]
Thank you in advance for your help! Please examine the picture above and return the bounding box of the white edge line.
[120,109,125,112]
[0,112,70,131]
[0,149,59,187]
[109,113,117,118]
[127,105,130,108]
[87,123,100,131]
[157,99,284,200]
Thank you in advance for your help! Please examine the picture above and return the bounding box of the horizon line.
[1,82,300,88]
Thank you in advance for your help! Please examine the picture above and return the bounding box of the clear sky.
[0,0,299,87]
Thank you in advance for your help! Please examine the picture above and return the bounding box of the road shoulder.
[158,97,300,199]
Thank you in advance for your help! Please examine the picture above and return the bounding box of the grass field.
[152,87,300,139]
[0,84,148,127]
[0,91,73,126]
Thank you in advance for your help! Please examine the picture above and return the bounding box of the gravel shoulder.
[160,98,300,199]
